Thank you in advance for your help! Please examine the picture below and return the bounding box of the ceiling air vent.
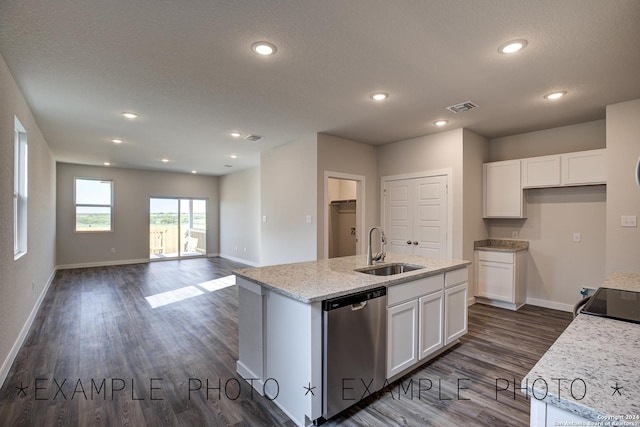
[244,134,264,142]
[446,101,479,114]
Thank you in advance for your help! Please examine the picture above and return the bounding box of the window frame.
[74,177,114,233]
[14,117,28,259]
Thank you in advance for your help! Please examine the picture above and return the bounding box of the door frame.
[323,171,366,259]
[380,169,453,259]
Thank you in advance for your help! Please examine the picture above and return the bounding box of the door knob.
[406,240,412,245]
[413,241,419,245]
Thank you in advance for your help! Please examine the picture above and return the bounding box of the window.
[75,178,113,232]
[14,117,28,259]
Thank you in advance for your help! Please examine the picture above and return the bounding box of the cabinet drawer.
[476,250,514,264]
[445,267,468,288]
[388,274,444,306]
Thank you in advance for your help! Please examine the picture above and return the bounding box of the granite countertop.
[474,238,529,252]
[522,272,640,422]
[233,253,470,303]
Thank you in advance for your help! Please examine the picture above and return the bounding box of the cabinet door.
[387,299,418,378]
[522,155,561,188]
[444,283,468,345]
[476,261,515,302]
[418,291,444,360]
[483,160,526,218]
[561,149,606,186]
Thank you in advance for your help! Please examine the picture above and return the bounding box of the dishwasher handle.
[351,301,367,311]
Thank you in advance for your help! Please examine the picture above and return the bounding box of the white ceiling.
[1,1,639,176]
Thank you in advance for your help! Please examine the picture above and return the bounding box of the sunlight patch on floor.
[145,286,204,308]
[198,275,236,292]
[145,275,236,308]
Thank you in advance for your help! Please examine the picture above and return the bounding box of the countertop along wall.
[0,53,56,387]
[56,163,220,268]
[486,120,607,310]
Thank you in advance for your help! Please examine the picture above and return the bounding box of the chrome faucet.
[367,227,386,265]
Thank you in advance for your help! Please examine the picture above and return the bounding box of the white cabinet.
[530,399,592,427]
[522,155,561,188]
[475,250,527,310]
[386,267,468,379]
[418,292,444,360]
[561,149,606,186]
[387,299,418,377]
[483,160,527,218]
[445,283,468,344]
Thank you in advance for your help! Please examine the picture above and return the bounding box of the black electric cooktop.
[581,287,640,324]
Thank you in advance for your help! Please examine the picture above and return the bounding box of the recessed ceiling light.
[111,138,123,144]
[121,112,139,119]
[161,158,169,163]
[251,41,277,56]
[230,131,242,138]
[230,154,238,159]
[498,39,528,54]
[544,91,567,100]
[434,120,449,126]
[370,92,389,102]
[103,162,111,166]
[191,170,197,174]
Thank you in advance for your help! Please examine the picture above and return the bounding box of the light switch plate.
[573,233,581,243]
[306,215,312,224]
[621,215,637,227]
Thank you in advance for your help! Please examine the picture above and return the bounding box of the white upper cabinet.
[522,155,561,188]
[483,160,527,218]
[560,149,606,186]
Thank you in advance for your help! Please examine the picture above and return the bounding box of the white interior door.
[384,175,448,258]
[414,176,447,258]
[384,180,413,254]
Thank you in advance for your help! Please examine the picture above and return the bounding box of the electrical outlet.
[262,215,267,222]
[111,247,116,253]
[621,215,637,227]
[512,230,518,238]
[573,232,581,243]
[306,215,312,224]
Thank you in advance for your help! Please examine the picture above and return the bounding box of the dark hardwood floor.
[0,258,573,426]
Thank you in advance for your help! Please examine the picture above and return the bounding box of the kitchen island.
[234,253,470,426]
[523,272,640,426]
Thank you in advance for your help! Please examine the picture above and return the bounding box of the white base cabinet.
[387,267,468,380]
[475,250,527,310]
[530,399,592,427]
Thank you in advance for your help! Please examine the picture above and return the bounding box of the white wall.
[490,120,606,160]
[606,99,640,273]
[487,186,606,308]
[487,121,608,309]
[56,163,220,267]
[261,135,318,266]
[219,166,261,266]
[378,129,465,258]
[0,53,57,386]
[462,129,490,297]
[317,134,379,258]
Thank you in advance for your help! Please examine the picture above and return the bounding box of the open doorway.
[324,172,366,259]
[149,197,207,259]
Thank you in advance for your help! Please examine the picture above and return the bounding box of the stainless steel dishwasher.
[322,286,387,420]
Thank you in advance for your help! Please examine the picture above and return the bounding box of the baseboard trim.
[526,297,573,313]
[57,258,149,270]
[0,267,57,389]
[207,253,220,258]
[467,296,476,306]
[219,254,260,267]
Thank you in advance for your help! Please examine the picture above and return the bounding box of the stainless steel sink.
[355,263,424,276]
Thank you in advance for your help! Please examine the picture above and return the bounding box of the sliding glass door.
[150,197,207,259]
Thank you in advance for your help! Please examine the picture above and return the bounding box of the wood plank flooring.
[0,258,572,426]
